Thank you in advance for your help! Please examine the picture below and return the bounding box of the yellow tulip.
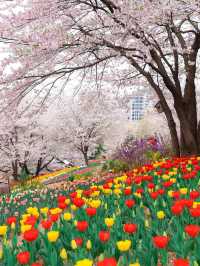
[157,211,165,219]
[86,240,92,250]
[180,188,188,195]
[65,199,70,205]
[75,259,93,266]
[130,263,140,266]
[117,240,131,252]
[63,212,72,221]
[0,226,7,236]
[89,199,101,208]
[47,231,59,242]
[40,207,49,215]
[21,224,32,233]
[50,208,62,215]
[71,239,77,249]
[71,205,77,211]
[60,248,67,260]
[105,218,115,228]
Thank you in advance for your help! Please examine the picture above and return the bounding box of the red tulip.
[70,192,77,198]
[72,198,85,208]
[171,204,183,216]
[24,216,37,226]
[74,237,83,246]
[150,191,159,200]
[148,183,155,189]
[172,191,180,199]
[173,258,189,266]
[157,189,165,195]
[41,219,52,230]
[125,199,135,208]
[86,207,97,217]
[31,263,43,266]
[76,221,88,232]
[189,207,200,217]
[97,257,117,266]
[6,216,17,225]
[123,223,137,234]
[23,228,39,242]
[16,251,30,265]
[124,188,132,195]
[163,181,173,188]
[152,236,169,249]
[185,224,200,238]
[99,230,110,242]
[57,195,67,203]
[50,214,59,222]
[136,188,144,194]
[58,202,66,209]
[190,191,200,199]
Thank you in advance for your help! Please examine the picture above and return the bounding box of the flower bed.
[0,156,200,265]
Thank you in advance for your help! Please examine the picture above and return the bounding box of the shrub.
[113,135,171,168]
[102,159,129,173]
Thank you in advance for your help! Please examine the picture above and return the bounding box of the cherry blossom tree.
[1,1,200,155]
[53,90,126,165]
[0,94,57,180]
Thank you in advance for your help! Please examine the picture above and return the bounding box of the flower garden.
[0,156,200,266]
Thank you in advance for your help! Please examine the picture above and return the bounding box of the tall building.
[130,95,147,121]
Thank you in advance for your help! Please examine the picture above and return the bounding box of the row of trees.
[0,89,129,179]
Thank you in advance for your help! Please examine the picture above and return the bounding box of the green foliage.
[18,167,30,181]
[75,171,93,180]
[89,144,106,159]
[102,159,129,173]
[145,150,162,162]
[13,179,45,192]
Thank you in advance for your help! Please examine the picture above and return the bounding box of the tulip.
[72,198,85,208]
[41,219,52,230]
[157,211,165,219]
[152,236,169,249]
[190,207,200,217]
[6,216,17,225]
[104,218,114,227]
[124,223,137,234]
[60,248,67,260]
[125,199,135,208]
[117,240,131,252]
[31,263,43,266]
[97,258,117,266]
[0,225,7,236]
[99,231,110,242]
[171,205,183,216]
[16,251,30,265]
[63,212,72,221]
[75,259,93,266]
[23,228,39,242]
[76,221,88,232]
[173,258,189,266]
[185,225,200,238]
[86,240,92,249]
[47,231,59,242]
[86,208,97,217]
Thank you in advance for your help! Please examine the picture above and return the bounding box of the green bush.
[102,159,129,173]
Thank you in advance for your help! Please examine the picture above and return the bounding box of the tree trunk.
[35,158,42,176]
[12,160,19,181]
[174,98,198,155]
[83,152,89,166]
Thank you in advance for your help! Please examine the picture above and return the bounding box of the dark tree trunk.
[174,96,199,155]
[12,160,19,181]
[83,152,89,166]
